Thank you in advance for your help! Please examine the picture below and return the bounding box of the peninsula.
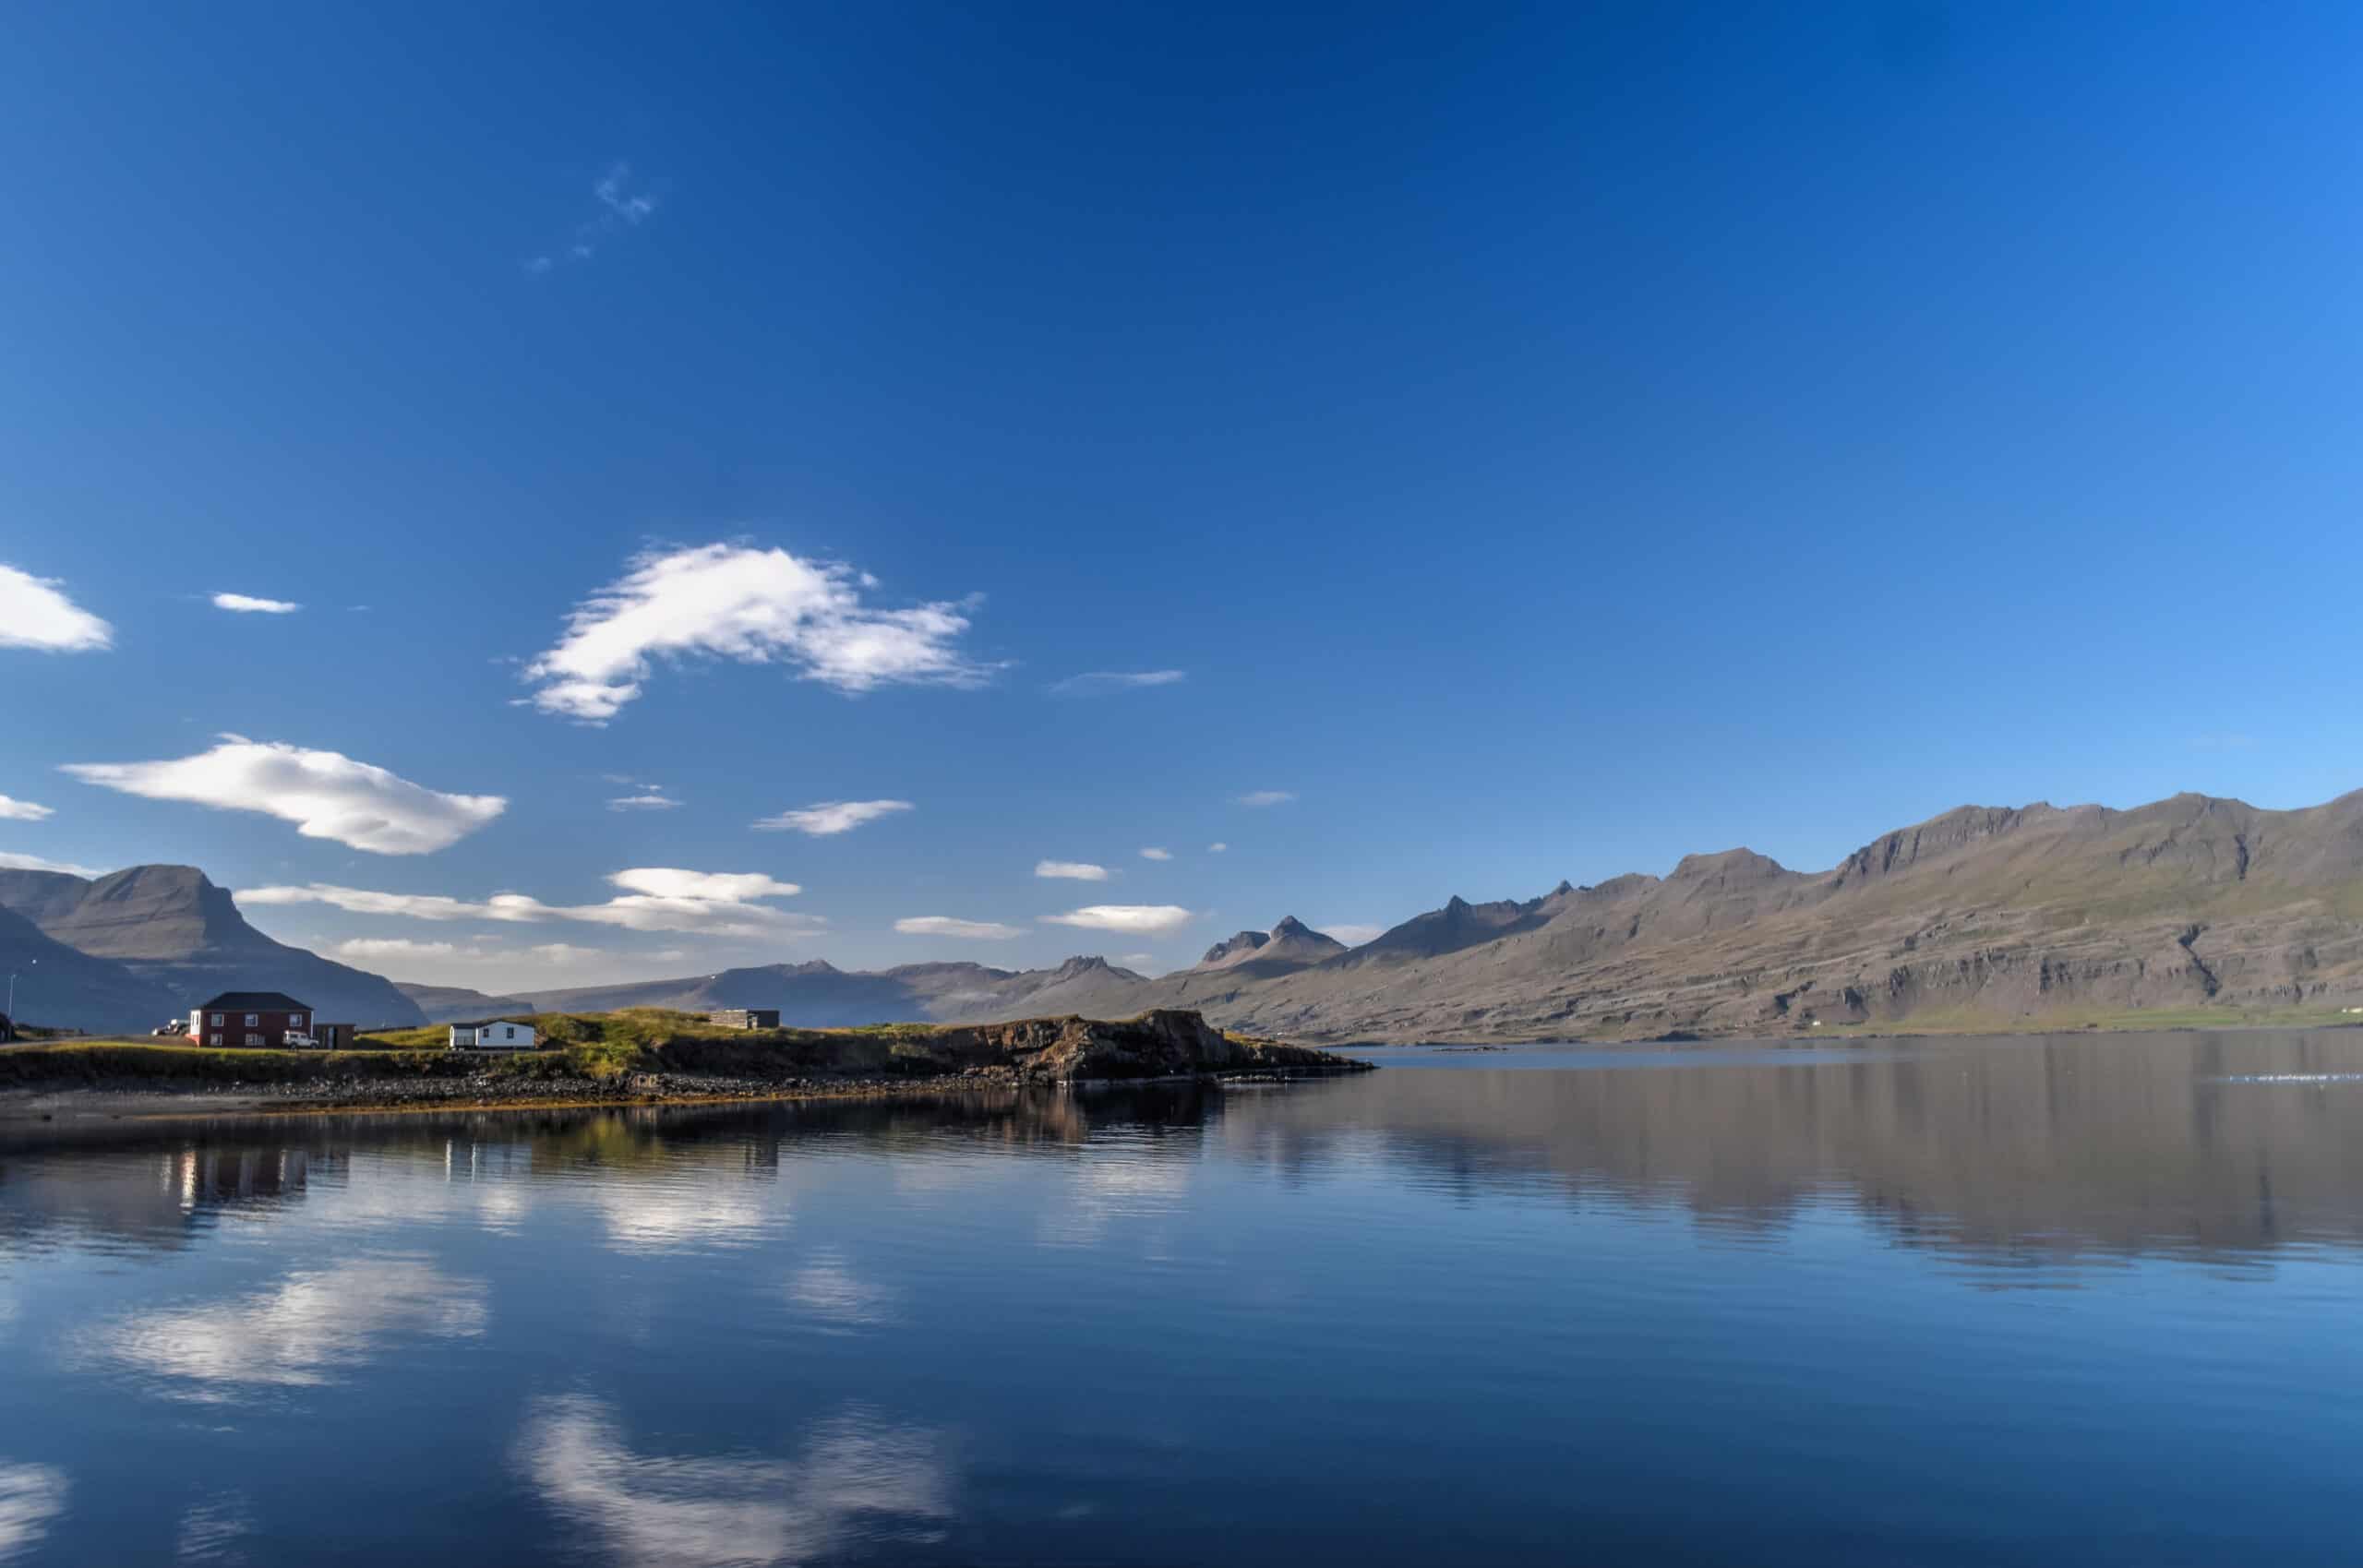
[0,1007,1372,1119]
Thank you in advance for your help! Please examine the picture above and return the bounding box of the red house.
[189,991,315,1048]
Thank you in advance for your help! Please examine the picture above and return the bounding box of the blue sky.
[6,3,2363,990]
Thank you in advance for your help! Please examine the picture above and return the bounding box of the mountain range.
[10,789,2363,1041]
[0,866,425,1032]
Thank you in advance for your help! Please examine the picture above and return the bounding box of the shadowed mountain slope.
[0,867,426,1028]
[0,906,186,1035]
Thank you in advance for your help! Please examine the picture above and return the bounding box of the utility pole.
[6,957,31,1038]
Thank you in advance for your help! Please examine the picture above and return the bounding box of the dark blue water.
[5,1029,2363,1565]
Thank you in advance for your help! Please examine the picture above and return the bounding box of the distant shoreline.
[1328,1013,2363,1049]
[0,1061,1372,1130]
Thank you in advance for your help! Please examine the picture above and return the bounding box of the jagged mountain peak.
[1201,930,1270,964]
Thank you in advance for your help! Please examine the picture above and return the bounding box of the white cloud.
[606,791,681,811]
[524,161,662,273]
[594,162,657,224]
[0,1462,68,1562]
[0,564,112,652]
[610,868,798,902]
[242,868,816,940]
[1034,860,1110,881]
[1236,790,1296,808]
[63,737,506,856]
[521,1395,951,1568]
[1040,904,1193,935]
[894,916,1024,940]
[1138,847,1171,861]
[330,938,473,964]
[1207,842,1228,853]
[210,592,301,615]
[328,937,612,978]
[1117,952,1157,968]
[1323,924,1386,947]
[524,544,991,722]
[243,884,494,921]
[754,799,914,836]
[1048,669,1185,696]
[0,851,101,876]
[0,796,52,821]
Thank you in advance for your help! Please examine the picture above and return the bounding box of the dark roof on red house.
[195,991,313,1013]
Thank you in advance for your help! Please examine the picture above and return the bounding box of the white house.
[450,1019,538,1051]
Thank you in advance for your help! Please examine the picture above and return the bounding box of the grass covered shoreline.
[0,1006,1373,1108]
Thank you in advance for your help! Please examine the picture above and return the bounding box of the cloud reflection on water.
[522,1395,952,1567]
[785,1251,899,1328]
[0,1463,66,1564]
[592,1183,776,1254]
[78,1258,486,1399]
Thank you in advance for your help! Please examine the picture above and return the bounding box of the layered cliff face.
[424,790,2363,1042]
[20,788,2363,1041]
[1146,791,2363,1040]
[0,867,426,1029]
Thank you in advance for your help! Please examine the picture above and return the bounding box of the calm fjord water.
[5,1032,2362,1565]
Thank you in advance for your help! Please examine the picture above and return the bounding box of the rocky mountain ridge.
[0,866,426,1030]
[14,788,2363,1041]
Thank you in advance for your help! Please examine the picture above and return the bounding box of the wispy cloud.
[754,799,914,836]
[1206,842,1229,853]
[524,544,992,722]
[0,564,112,652]
[1048,670,1185,697]
[210,592,301,615]
[0,851,102,876]
[329,937,608,972]
[1322,923,1385,947]
[607,790,682,811]
[1235,790,1296,808]
[1138,847,1171,861]
[241,868,816,939]
[1034,860,1110,881]
[894,916,1024,940]
[63,736,505,856]
[524,161,661,274]
[0,796,52,822]
[1040,904,1193,935]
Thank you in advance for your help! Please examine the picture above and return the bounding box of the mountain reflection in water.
[4,1030,2363,1565]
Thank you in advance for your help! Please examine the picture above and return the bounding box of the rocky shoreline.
[0,1009,1374,1124]
[0,1061,1373,1124]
